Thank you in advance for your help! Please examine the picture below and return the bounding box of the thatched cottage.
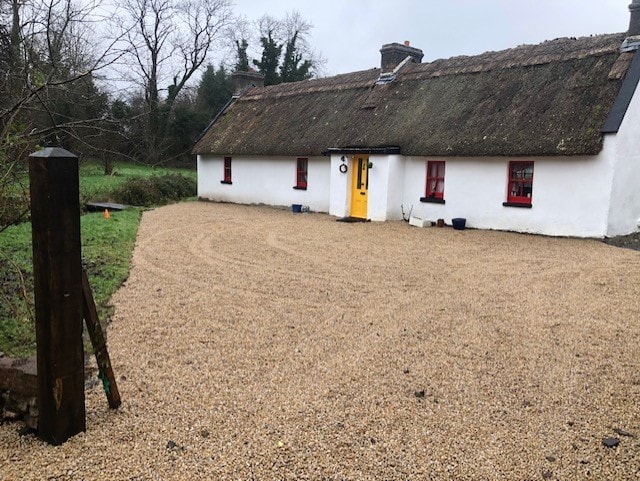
[193,3,640,237]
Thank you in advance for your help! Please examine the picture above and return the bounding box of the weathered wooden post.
[29,147,85,445]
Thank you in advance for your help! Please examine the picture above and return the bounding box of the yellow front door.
[350,155,369,219]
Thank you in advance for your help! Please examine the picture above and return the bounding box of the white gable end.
[605,77,640,237]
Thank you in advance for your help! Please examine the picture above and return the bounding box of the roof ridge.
[239,33,626,101]
[408,33,626,79]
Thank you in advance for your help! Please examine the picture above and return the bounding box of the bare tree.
[224,15,253,71]
[282,11,326,78]
[0,0,125,229]
[230,10,326,84]
[282,12,312,53]
[256,14,283,41]
[116,0,232,165]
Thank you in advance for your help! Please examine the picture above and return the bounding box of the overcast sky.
[232,0,631,76]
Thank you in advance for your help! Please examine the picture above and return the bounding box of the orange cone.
[104,208,110,219]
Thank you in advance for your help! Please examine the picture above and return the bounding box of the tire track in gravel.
[175,208,398,396]
[128,205,385,388]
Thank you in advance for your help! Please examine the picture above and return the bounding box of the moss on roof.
[193,33,629,157]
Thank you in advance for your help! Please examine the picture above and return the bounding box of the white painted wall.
[199,146,633,238]
[386,155,407,220]
[329,154,350,218]
[197,155,330,212]
[402,155,613,237]
[606,82,640,236]
[366,155,391,221]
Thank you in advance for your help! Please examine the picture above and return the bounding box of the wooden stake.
[81,269,121,409]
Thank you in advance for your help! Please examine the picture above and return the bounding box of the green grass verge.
[0,221,35,358]
[0,209,141,358]
[0,160,196,357]
[81,208,141,321]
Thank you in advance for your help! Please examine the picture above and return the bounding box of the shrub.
[111,174,196,207]
[0,194,30,229]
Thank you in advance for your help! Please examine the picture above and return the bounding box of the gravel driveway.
[2,201,640,480]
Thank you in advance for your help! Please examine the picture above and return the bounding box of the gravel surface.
[2,201,640,480]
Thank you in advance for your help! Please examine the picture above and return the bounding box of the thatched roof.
[193,33,631,157]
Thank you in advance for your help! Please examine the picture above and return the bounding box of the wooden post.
[29,147,85,445]
[81,269,121,409]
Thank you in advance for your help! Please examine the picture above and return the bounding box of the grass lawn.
[0,160,195,357]
[0,221,35,357]
[0,209,141,358]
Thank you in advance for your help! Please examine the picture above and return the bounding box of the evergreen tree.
[280,31,312,83]
[252,31,282,86]
[166,93,201,164]
[196,64,233,116]
[235,39,250,71]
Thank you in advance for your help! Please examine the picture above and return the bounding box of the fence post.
[29,147,85,445]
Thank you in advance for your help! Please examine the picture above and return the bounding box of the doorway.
[350,155,369,219]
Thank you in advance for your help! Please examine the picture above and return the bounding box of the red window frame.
[425,161,445,199]
[295,157,308,190]
[507,161,534,205]
[223,156,232,183]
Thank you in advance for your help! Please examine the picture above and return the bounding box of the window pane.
[223,157,232,182]
[296,158,308,187]
[507,162,533,202]
[426,161,445,198]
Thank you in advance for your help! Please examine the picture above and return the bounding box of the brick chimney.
[380,41,424,73]
[231,71,265,97]
[622,0,640,51]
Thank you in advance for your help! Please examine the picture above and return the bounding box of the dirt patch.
[603,231,640,251]
[1,202,639,480]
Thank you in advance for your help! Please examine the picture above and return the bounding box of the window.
[504,161,533,207]
[221,156,232,184]
[420,161,445,203]
[294,157,308,190]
